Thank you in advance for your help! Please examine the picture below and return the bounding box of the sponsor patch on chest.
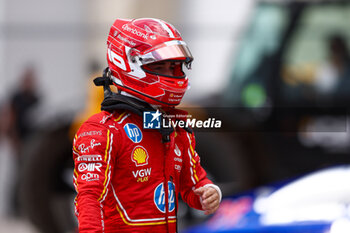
[124,123,142,143]
[174,143,183,172]
[132,168,151,183]
[131,146,149,166]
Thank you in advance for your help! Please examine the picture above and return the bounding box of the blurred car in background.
[184,165,350,233]
[16,0,350,232]
[195,0,350,195]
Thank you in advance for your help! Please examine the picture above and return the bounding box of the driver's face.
[145,61,183,77]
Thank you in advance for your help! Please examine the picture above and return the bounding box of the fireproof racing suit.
[73,109,219,232]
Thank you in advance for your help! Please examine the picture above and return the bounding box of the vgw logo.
[143,110,162,129]
[123,124,142,143]
[154,181,175,213]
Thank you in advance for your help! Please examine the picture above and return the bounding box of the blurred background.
[1,0,350,232]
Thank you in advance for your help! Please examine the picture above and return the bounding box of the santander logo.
[122,24,148,40]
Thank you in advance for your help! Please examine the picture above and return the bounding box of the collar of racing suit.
[93,68,192,143]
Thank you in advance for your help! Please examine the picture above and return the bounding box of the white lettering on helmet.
[117,34,136,46]
[122,24,148,40]
[108,48,127,71]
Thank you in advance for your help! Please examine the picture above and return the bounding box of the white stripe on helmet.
[153,18,175,38]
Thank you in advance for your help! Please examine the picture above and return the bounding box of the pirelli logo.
[77,154,102,162]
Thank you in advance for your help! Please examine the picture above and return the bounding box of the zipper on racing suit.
[163,134,177,233]
[163,134,170,233]
[170,176,178,233]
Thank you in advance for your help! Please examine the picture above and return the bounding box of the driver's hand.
[194,186,220,215]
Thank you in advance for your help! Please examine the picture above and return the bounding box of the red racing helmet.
[106,18,193,106]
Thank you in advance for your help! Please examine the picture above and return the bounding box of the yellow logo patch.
[131,146,149,166]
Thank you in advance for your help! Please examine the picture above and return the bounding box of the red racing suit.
[73,109,214,232]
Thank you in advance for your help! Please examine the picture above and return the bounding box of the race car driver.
[73,18,221,233]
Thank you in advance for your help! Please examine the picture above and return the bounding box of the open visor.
[134,40,194,69]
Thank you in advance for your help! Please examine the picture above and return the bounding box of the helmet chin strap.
[94,67,193,143]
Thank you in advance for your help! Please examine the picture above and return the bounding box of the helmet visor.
[142,60,186,78]
[136,41,193,69]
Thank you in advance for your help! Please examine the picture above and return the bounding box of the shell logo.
[131,146,149,166]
